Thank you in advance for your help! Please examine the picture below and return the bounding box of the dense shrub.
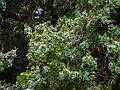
[0,0,120,90]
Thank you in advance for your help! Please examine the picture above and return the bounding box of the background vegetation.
[0,0,120,90]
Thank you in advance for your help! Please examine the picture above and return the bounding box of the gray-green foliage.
[22,0,120,90]
[23,14,97,90]
[1,0,120,90]
[0,49,17,71]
